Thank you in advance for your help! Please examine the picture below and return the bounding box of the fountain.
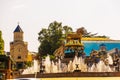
[22,59,40,74]
[17,53,120,78]
[22,52,114,73]
[42,54,114,73]
[17,29,120,78]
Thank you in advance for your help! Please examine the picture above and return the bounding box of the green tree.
[63,26,73,38]
[0,30,4,55]
[38,28,50,56]
[38,21,63,57]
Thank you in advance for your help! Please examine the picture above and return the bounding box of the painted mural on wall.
[82,41,120,56]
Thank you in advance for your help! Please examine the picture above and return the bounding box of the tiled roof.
[14,25,23,32]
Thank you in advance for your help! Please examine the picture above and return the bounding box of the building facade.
[10,24,28,69]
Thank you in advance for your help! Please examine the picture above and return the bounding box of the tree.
[63,26,73,38]
[38,21,63,57]
[38,28,51,56]
[53,26,73,57]
[48,21,63,55]
[0,30,4,55]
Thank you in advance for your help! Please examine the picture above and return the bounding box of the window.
[18,56,21,59]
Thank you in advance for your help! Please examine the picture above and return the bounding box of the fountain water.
[22,59,40,74]
[21,53,115,74]
[107,53,113,65]
[43,54,114,73]
[44,55,51,73]
[67,56,87,72]
[88,54,114,72]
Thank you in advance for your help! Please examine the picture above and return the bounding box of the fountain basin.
[16,72,120,78]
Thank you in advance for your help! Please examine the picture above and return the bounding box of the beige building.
[10,24,28,69]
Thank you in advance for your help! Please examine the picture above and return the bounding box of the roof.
[14,24,23,32]
[67,33,81,39]
[81,37,110,41]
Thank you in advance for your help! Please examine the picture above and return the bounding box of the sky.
[0,0,120,52]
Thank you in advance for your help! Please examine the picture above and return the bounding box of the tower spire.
[14,23,23,41]
[14,23,23,32]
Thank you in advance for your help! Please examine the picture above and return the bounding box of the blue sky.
[0,0,120,52]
